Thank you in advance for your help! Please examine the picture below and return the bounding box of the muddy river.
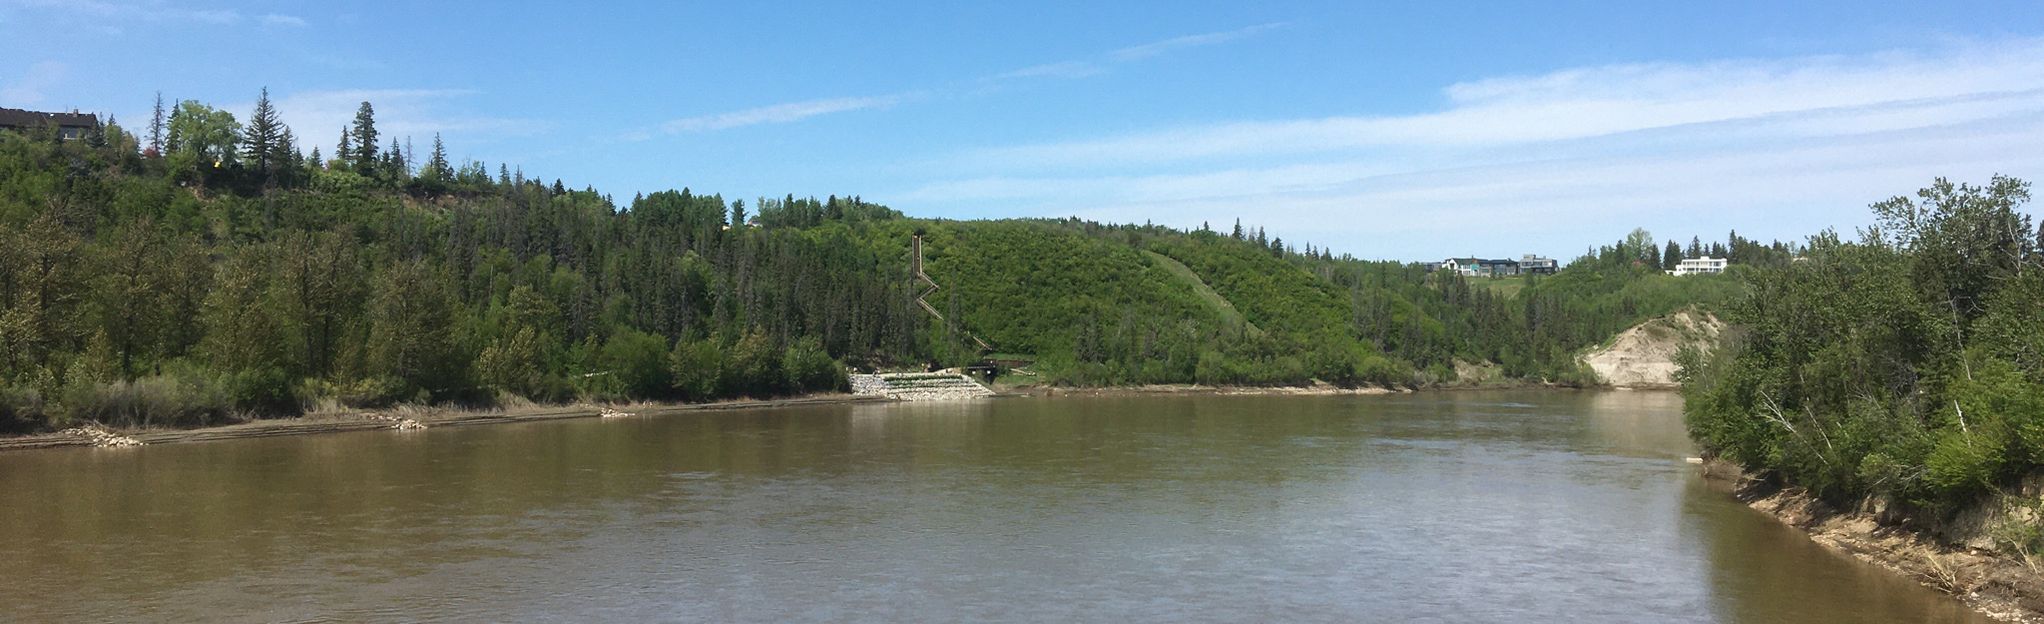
[0,391,1988,622]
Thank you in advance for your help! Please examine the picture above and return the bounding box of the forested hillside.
[0,93,1749,433]
[1684,176,2044,527]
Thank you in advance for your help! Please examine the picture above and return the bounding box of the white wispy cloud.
[992,61,1109,81]
[980,22,1287,87]
[0,0,304,26]
[898,38,2044,259]
[0,60,66,107]
[966,39,2044,170]
[1109,22,1289,61]
[657,95,904,134]
[638,21,1287,139]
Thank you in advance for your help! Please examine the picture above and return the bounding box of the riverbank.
[0,381,1596,453]
[0,380,1656,453]
[0,394,893,453]
[1703,459,2044,623]
[1004,382,1403,398]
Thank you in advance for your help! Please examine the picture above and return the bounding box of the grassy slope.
[1467,278,1527,299]
[1144,235,1353,343]
[1141,250,1264,337]
[868,219,1227,355]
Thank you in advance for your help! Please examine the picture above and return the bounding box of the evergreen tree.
[275,127,300,181]
[385,137,405,176]
[427,133,452,183]
[85,115,109,148]
[1662,240,1683,271]
[2036,221,2044,263]
[147,91,166,156]
[241,87,285,182]
[350,101,379,171]
[336,126,352,166]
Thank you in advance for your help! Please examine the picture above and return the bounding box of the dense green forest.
[1684,177,2044,532]
[0,92,1751,433]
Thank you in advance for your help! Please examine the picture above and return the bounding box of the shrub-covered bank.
[1683,176,2044,561]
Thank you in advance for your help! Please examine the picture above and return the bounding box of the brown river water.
[0,391,1991,623]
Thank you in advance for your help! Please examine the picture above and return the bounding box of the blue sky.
[4,1,2043,260]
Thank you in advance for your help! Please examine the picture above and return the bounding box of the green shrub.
[781,337,845,394]
[669,338,724,402]
[335,376,415,409]
[602,329,673,399]
[722,330,783,397]
[60,373,230,428]
[1355,354,1415,389]
[0,385,50,433]
[477,326,547,399]
[225,367,298,416]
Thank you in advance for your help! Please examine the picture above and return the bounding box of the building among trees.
[1667,256,1728,276]
[1437,257,1522,277]
[0,107,100,140]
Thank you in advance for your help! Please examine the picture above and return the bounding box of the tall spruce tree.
[241,87,284,181]
[336,127,353,167]
[386,137,405,176]
[427,133,452,183]
[350,101,379,171]
[274,126,300,183]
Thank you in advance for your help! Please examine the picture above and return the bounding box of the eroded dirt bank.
[1707,460,2044,623]
[1583,310,1724,388]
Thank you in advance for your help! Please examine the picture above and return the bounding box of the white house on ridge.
[1669,257,1728,276]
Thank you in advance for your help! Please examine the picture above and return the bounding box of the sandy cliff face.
[1582,310,1725,388]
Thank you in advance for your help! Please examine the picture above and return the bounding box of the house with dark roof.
[0,107,100,141]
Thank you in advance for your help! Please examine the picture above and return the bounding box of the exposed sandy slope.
[1582,310,1724,388]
